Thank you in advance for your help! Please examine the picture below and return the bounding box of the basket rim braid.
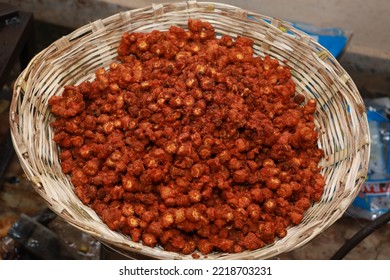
[10,0,370,259]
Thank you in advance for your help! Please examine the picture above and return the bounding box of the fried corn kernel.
[49,19,324,256]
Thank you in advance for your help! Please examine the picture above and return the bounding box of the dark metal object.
[8,214,62,259]
[0,3,18,26]
[0,3,35,86]
[7,209,61,259]
[331,210,390,260]
[0,3,35,183]
[3,208,101,260]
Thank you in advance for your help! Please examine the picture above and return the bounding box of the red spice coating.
[49,19,325,256]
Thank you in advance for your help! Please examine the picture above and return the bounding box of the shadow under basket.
[9,1,370,259]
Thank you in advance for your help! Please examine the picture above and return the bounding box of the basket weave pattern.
[10,1,370,259]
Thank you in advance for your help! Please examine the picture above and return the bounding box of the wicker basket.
[10,1,370,259]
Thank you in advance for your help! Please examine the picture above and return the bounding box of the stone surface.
[3,0,390,60]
